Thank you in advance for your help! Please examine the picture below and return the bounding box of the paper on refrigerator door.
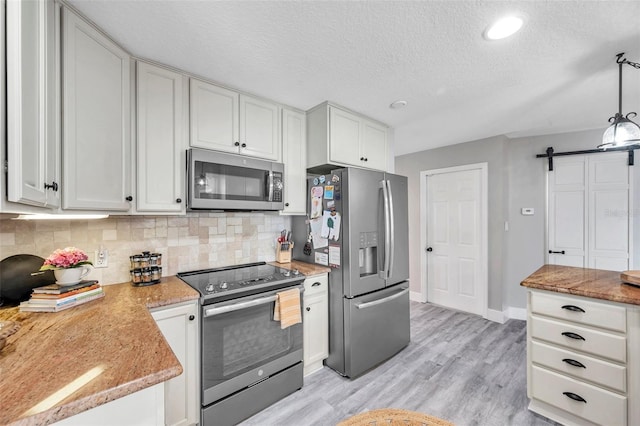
[310,218,328,249]
[310,186,323,219]
[328,245,340,266]
[315,252,329,266]
[320,210,341,241]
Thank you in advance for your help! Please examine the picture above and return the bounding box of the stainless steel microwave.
[187,148,284,211]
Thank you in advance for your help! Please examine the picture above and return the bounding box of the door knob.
[426,247,433,252]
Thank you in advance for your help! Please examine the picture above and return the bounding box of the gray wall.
[395,135,509,311]
[396,128,640,312]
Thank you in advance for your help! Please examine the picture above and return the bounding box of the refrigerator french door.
[294,167,410,378]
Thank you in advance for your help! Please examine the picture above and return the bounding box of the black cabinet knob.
[234,141,240,147]
[364,158,368,162]
[189,315,195,321]
[285,203,290,207]
[306,307,311,312]
[44,181,59,192]
[360,157,365,161]
[241,143,247,148]
[176,198,182,203]
[426,247,433,252]
[125,196,133,202]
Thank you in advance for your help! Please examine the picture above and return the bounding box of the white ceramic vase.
[53,266,92,285]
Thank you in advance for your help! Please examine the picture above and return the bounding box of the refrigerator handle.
[386,179,395,279]
[379,180,391,279]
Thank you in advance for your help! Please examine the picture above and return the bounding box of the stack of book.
[19,280,104,312]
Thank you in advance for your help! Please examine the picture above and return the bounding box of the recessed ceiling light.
[389,100,408,109]
[484,16,524,40]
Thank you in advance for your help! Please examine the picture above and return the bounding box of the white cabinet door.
[548,152,630,271]
[151,301,199,426]
[329,106,361,166]
[303,274,328,376]
[136,62,186,213]
[361,119,388,172]
[7,0,59,208]
[281,108,306,215]
[239,94,281,161]
[62,7,131,210]
[189,78,239,153]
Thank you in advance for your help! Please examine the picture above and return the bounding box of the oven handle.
[204,294,278,317]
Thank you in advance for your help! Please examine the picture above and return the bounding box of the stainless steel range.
[177,262,305,426]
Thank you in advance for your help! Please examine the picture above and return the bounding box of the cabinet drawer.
[304,274,328,296]
[531,365,626,426]
[530,315,626,363]
[530,291,626,332]
[531,340,626,393]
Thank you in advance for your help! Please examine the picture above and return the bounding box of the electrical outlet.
[95,249,108,268]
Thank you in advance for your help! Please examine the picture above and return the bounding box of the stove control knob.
[283,270,291,277]
[205,283,215,292]
[219,281,228,289]
[292,269,300,275]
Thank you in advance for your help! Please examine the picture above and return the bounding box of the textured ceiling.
[67,0,640,156]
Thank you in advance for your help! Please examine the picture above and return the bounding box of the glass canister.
[152,253,162,266]
[141,268,152,283]
[151,266,162,281]
[131,269,142,284]
[139,254,150,268]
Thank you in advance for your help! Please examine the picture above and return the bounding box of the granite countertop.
[269,260,332,277]
[521,264,640,306]
[0,276,199,426]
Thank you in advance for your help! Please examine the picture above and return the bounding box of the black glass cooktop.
[177,262,304,303]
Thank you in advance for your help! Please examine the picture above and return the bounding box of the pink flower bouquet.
[40,247,93,270]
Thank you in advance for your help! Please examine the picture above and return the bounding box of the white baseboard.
[507,307,527,321]
[486,309,506,324]
[409,291,425,302]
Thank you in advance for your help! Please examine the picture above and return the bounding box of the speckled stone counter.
[269,260,332,277]
[521,264,640,305]
[0,276,199,426]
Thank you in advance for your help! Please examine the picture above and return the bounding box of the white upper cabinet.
[62,7,132,211]
[190,78,281,161]
[136,61,187,213]
[308,102,389,172]
[239,94,281,161]
[189,79,239,154]
[7,0,60,208]
[281,108,307,215]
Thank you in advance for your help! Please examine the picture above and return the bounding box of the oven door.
[200,286,303,406]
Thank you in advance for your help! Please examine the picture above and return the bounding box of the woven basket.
[338,408,454,426]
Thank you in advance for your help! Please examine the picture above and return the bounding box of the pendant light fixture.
[598,53,640,149]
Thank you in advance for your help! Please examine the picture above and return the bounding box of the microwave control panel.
[273,172,283,202]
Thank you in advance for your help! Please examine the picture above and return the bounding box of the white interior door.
[548,152,630,271]
[425,165,486,316]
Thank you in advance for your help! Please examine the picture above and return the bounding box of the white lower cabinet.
[53,383,164,425]
[151,301,199,426]
[303,274,329,376]
[526,290,640,426]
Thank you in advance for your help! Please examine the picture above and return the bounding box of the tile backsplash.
[0,212,291,285]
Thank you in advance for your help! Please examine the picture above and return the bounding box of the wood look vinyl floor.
[240,302,558,426]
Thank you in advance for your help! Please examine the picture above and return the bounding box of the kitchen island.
[0,276,199,426]
[521,264,640,426]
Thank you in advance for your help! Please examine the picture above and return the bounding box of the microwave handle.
[267,171,274,202]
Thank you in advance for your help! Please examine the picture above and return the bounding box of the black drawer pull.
[561,305,585,313]
[563,392,587,403]
[548,250,566,254]
[562,331,586,341]
[312,282,322,287]
[562,358,586,368]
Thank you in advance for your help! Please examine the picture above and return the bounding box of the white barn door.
[548,152,630,271]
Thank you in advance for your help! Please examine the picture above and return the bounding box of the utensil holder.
[276,242,293,264]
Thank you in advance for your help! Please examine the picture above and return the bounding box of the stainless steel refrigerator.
[293,167,410,378]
